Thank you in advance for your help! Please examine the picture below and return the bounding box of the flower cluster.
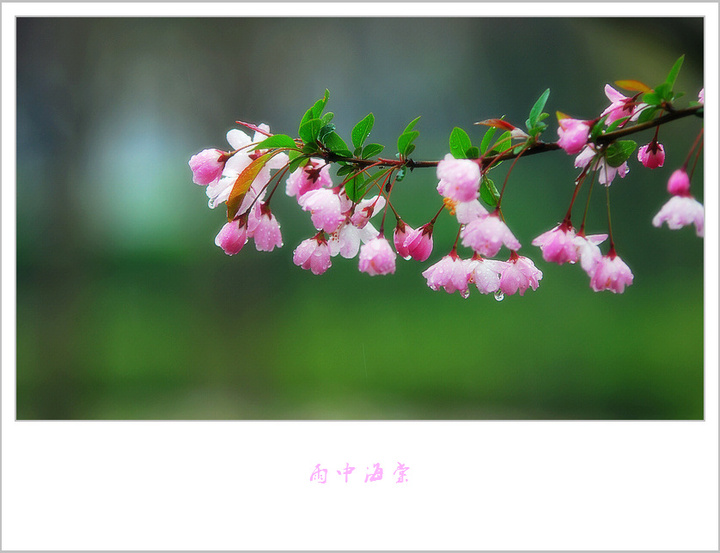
[189,57,703,300]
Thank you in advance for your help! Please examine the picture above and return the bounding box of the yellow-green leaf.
[615,79,653,93]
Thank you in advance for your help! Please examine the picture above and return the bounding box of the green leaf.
[654,82,673,102]
[253,134,297,150]
[299,118,323,145]
[449,127,473,159]
[665,55,684,90]
[527,88,551,129]
[336,164,355,176]
[397,130,420,158]
[604,140,637,167]
[489,130,513,155]
[322,131,352,157]
[395,166,407,182]
[402,116,421,134]
[480,126,497,155]
[317,123,336,143]
[321,112,335,125]
[479,176,500,207]
[466,146,480,159]
[351,113,375,149]
[642,91,662,107]
[288,154,310,174]
[311,89,330,118]
[345,173,366,202]
[605,116,630,134]
[637,106,658,124]
[362,143,384,159]
[589,116,608,141]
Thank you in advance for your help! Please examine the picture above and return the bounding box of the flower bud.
[667,169,691,196]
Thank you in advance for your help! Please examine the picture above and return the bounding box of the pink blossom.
[293,235,332,275]
[601,85,646,124]
[251,204,283,252]
[403,223,434,262]
[531,223,578,265]
[350,196,386,229]
[214,219,248,255]
[589,253,634,293]
[637,142,665,169]
[393,220,414,259]
[572,233,608,276]
[557,118,591,155]
[652,195,704,237]
[667,168,691,196]
[698,88,704,105]
[205,125,287,209]
[421,254,473,298]
[460,212,521,257]
[455,200,489,224]
[328,222,378,259]
[496,254,543,297]
[466,257,505,294]
[189,148,226,186]
[286,158,333,199]
[436,154,481,203]
[574,145,629,186]
[299,188,346,233]
[359,236,397,276]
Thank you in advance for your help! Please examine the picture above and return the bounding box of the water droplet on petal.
[494,290,505,302]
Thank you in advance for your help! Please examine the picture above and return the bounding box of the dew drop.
[494,290,505,302]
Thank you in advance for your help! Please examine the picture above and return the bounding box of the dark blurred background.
[16,17,704,419]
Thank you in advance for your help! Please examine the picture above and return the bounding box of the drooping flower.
[574,145,629,186]
[286,158,333,200]
[466,256,505,294]
[496,253,543,297]
[652,195,704,237]
[600,85,647,124]
[299,188,347,234]
[215,217,248,256]
[460,212,522,258]
[637,141,665,169]
[328,222,378,259]
[531,222,578,265]
[359,236,397,276]
[666,168,691,196]
[436,154,481,203]
[421,253,473,298]
[589,252,634,293]
[350,195,386,229]
[250,203,283,252]
[189,149,226,186]
[455,199,489,224]
[572,233,608,276]
[403,223,434,262]
[393,220,414,259]
[293,234,332,275]
[557,117,591,155]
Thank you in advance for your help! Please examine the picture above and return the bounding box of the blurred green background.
[16,17,704,419]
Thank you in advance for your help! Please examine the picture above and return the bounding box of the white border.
[3,3,718,550]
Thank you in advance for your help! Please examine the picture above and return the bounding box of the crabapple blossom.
[299,188,348,234]
[350,196,386,229]
[466,256,504,294]
[574,145,629,186]
[251,204,283,252]
[637,141,665,169]
[455,199,489,224]
[667,168,691,196]
[531,223,578,265]
[359,236,396,276]
[293,234,332,275]
[557,118,591,155]
[698,88,704,105]
[460,212,522,258]
[215,218,248,256]
[601,85,646,124]
[652,195,704,237]
[393,220,413,259]
[189,149,226,186]
[286,158,333,200]
[496,254,543,297]
[436,154,481,203]
[328,222,378,259]
[403,223,434,262]
[589,252,634,293]
[572,233,608,276]
[421,254,473,298]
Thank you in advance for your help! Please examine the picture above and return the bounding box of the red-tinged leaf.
[614,79,653,93]
[225,151,275,221]
[474,118,516,131]
[235,120,273,137]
